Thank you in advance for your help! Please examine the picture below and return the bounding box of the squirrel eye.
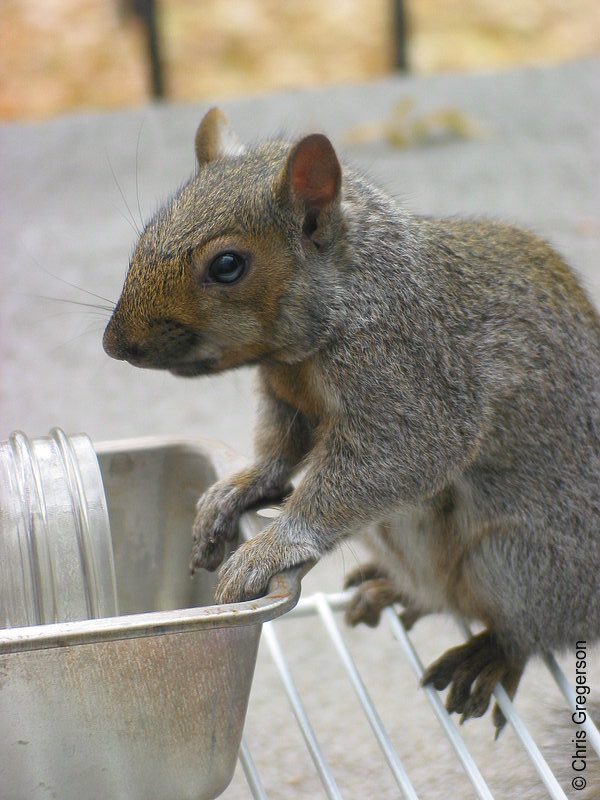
[207,252,246,284]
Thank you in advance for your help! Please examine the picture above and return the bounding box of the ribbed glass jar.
[0,428,118,628]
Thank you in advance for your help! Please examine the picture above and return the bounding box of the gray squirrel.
[103,107,600,734]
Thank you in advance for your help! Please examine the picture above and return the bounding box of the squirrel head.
[103,108,345,377]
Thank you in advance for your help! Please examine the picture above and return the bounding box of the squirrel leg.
[214,409,490,604]
[214,424,460,603]
[422,630,525,736]
[215,416,474,604]
[214,430,360,603]
[191,386,311,574]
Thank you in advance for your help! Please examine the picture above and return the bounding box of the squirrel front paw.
[190,482,243,573]
[214,526,316,604]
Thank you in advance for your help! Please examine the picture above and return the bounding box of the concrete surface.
[1,58,599,798]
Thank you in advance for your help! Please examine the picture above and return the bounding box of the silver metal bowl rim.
[0,561,312,655]
[0,434,313,654]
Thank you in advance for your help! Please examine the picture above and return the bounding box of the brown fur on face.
[104,120,346,376]
[103,223,299,375]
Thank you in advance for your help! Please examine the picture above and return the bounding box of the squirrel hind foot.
[343,561,392,590]
[422,629,525,737]
[344,571,422,629]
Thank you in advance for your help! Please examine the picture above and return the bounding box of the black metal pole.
[131,0,165,99]
[392,0,409,72]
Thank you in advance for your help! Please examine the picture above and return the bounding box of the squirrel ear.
[195,107,246,166]
[284,134,342,212]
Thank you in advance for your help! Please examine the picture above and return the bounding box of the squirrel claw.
[493,704,507,739]
[399,606,424,631]
[190,535,226,574]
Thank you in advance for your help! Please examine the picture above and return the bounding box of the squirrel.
[103,107,600,734]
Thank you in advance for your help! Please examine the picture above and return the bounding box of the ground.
[1,0,599,119]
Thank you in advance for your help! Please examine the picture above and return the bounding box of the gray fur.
[104,113,600,724]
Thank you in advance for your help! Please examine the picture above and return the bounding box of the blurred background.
[1,0,599,121]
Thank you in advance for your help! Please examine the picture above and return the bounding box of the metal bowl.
[0,435,304,800]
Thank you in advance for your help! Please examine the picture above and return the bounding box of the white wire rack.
[234,590,600,800]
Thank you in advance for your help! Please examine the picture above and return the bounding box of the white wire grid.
[235,591,600,800]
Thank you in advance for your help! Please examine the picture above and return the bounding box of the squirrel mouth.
[169,359,218,377]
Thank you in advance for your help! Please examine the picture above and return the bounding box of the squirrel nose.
[103,319,145,362]
[103,315,203,367]
[115,340,145,362]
